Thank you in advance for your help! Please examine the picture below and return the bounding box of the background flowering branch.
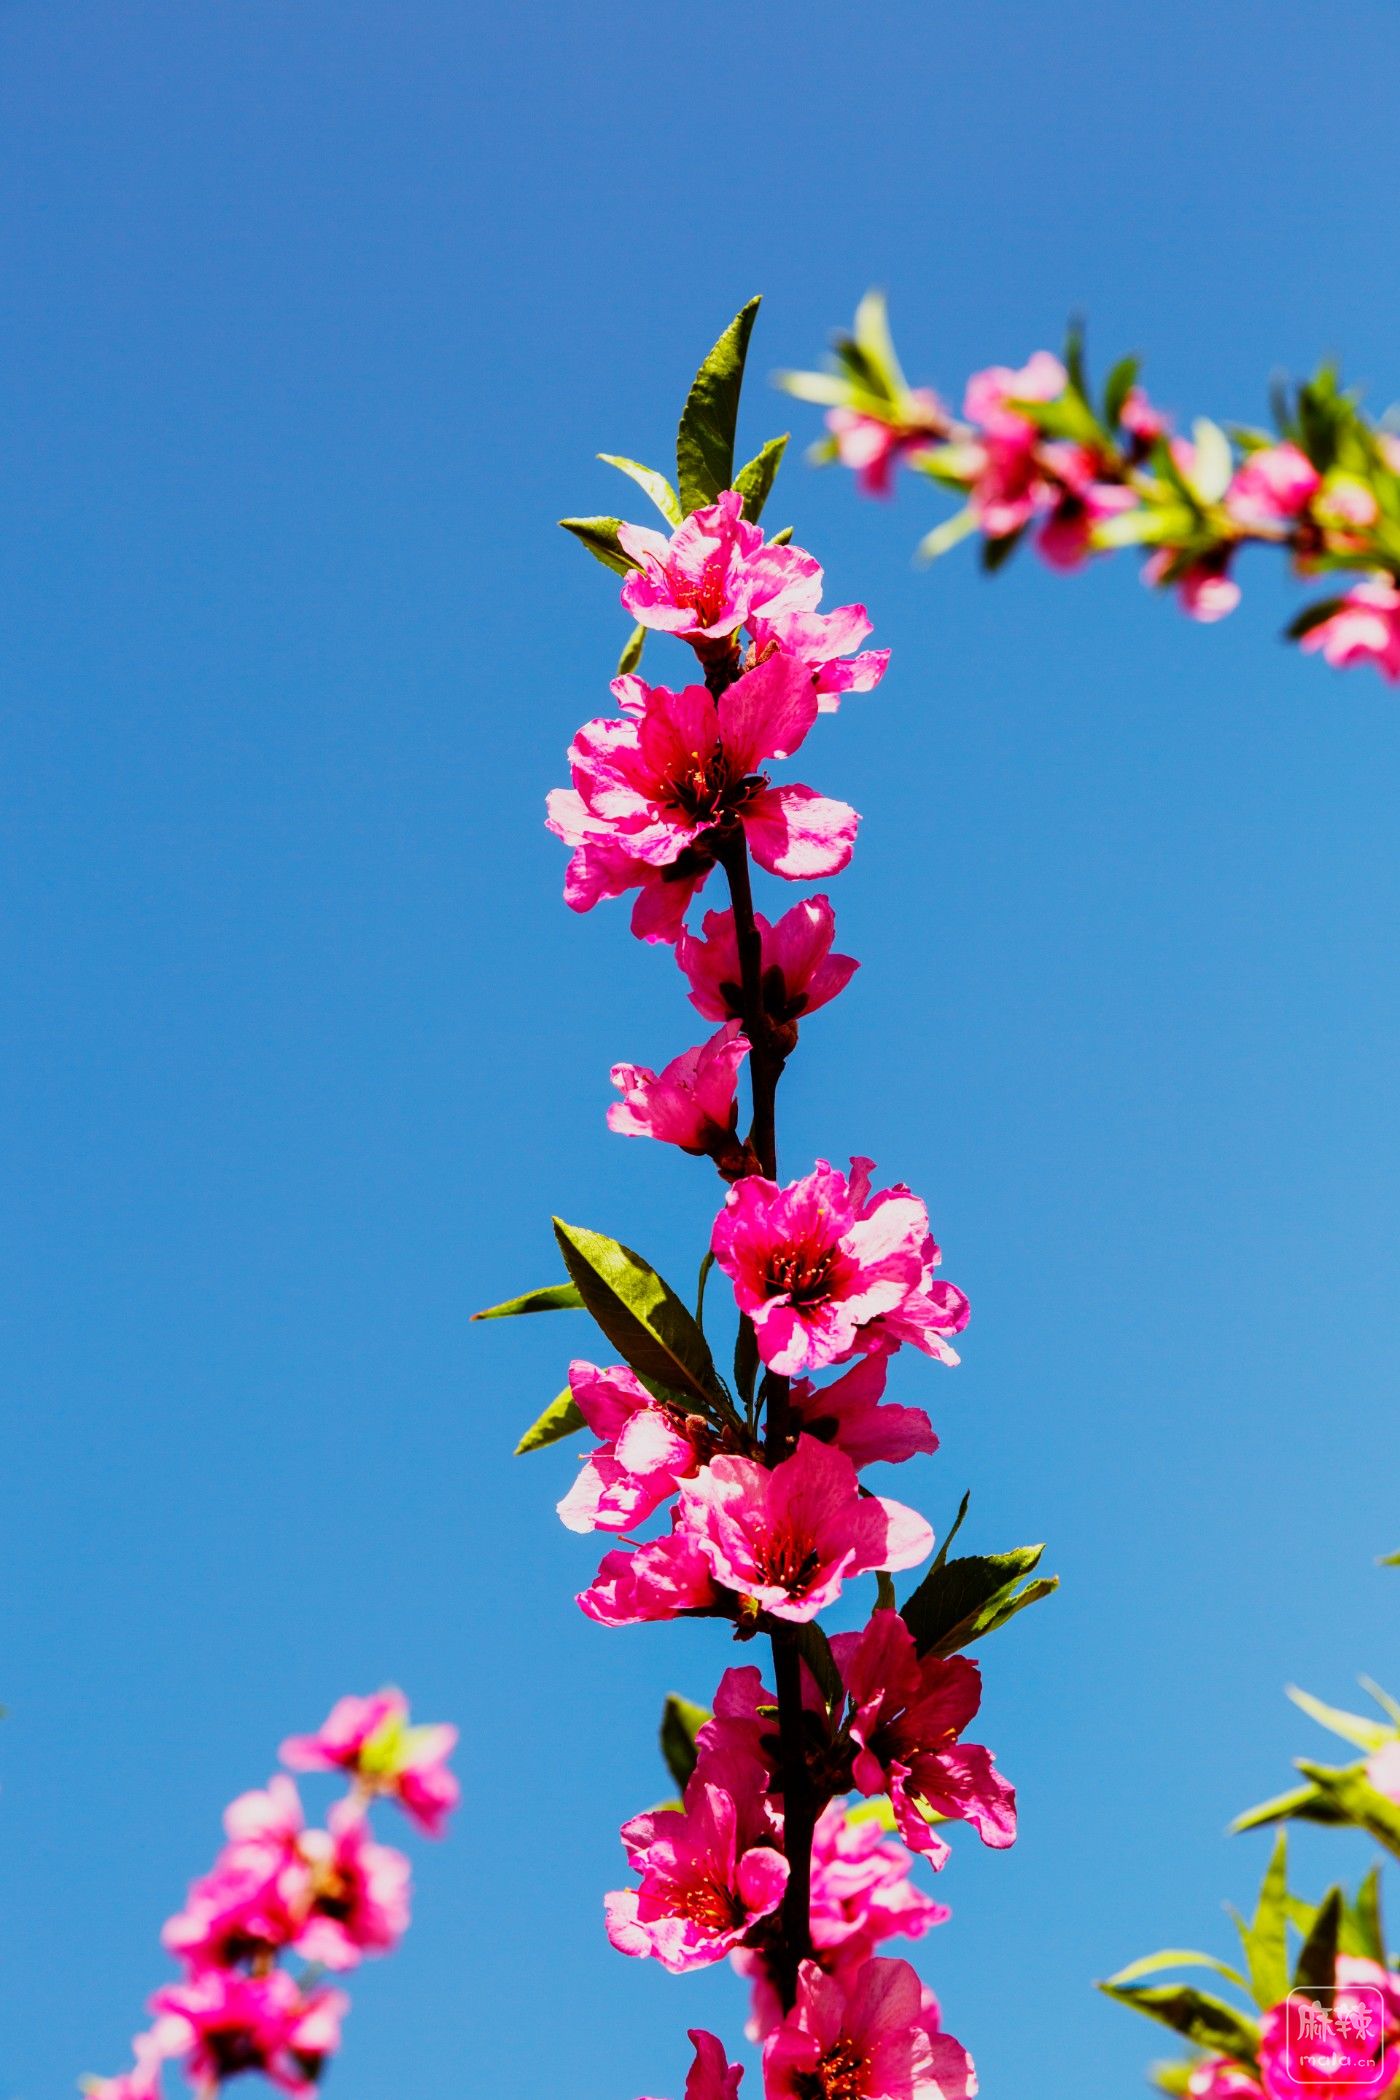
[779,293,1400,679]
[477,297,1057,2100]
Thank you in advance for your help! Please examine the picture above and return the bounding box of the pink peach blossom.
[964,352,1066,439]
[1035,450,1138,572]
[149,1969,348,2099]
[1143,549,1242,623]
[807,1800,950,1959]
[677,897,859,1029]
[577,1522,721,1627]
[1225,443,1321,528]
[163,1776,309,1969]
[294,1799,412,1971]
[751,603,891,713]
[710,1157,968,1378]
[1187,2062,1261,2100]
[1366,1739,1400,1801]
[789,1356,937,1470]
[834,1609,1017,1865]
[1258,1959,1400,2100]
[639,2028,746,2100]
[764,1956,977,2100]
[827,391,947,497]
[619,491,821,644]
[82,2029,176,2100]
[1120,387,1170,448]
[676,1435,932,1624]
[1298,578,1400,680]
[606,1776,789,1972]
[556,1360,708,1535]
[608,1020,750,1162]
[281,1690,459,1837]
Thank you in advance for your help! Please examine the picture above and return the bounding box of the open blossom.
[789,1356,937,1470]
[294,1799,411,1971]
[1034,445,1138,571]
[546,652,859,944]
[608,1020,751,1165]
[619,490,821,645]
[556,1360,709,1534]
[1142,548,1241,623]
[606,1775,789,1972]
[764,1957,977,2100]
[827,391,947,497]
[83,2028,177,2100]
[577,1521,721,1627]
[1225,442,1321,528]
[677,1435,932,1624]
[281,1689,458,1837]
[1187,2063,1261,2100]
[677,896,859,1030]
[1258,1959,1400,2100]
[149,1969,348,2099]
[639,2028,745,2100]
[711,1157,969,1378]
[835,1610,1017,1865]
[1298,577,1400,680]
[163,1775,308,1969]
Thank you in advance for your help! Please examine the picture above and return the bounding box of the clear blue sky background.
[2,3,1399,2094]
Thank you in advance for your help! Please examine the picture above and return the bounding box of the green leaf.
[794,1622,844,1715]
[980,529,1023,575]
[1104,354,1142,430]
[617,623,646,676]
[552,1218,726,1417]
[773,368,864,410]
[1287,1685,1394,1753]
[597,454,683,527]
[1096,1984,1260,2065]
[1190,419,1235,504]
[1105,1950,1249,1993]
[1361,1677,1400,1726]
[1231,1781,1346,1834]
[733,1317,760,1408]
[931,1492,971,1573]
[676,296,761,514]
[915,507,979,565]
[733,434,788,524]
[768,524,794,545]
[473,1282,585,1320]
[1093,503,1195,551]
[1285,597,1348,640]
[1344,1865,1386,1964]
[514,1388,585,1455]
[845,1797,898,1833]
[1293,1886,1343,1992]
[1149,2060,1199,2098]
[1063,316,1088,401]
[659,1694,711,1792]
[1295,1759,1400,1856]
[900,1541,1056,1658]
[1378,1549,1400,1568]
[1236,1832,1290,2009]
[695,1250,716,1330]
[853,288,906,396]
[559,515,637,576]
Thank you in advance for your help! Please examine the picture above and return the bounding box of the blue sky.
[2,2,1399,2094]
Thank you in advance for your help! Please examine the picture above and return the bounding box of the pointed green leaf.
[1361,1677,1400,1727]
[980,528,1024,575]
[1237,1832,1290,2008]
[659,1694,711,1792]
[514,1388,586,1456]
[1231,1781,1346,1833]
[774,369,862,410]
[559,515,637,576]
[473,1282,585,1320]
[617,623,646,676]
[733,434,788,524]
[1293,1886,1343,1992]
[1295,1759,1400,1855]
[1096,1984,1260,2064]
[1149,2060,1199,2098]
[1106,1950,1248,1992]
[900,1541,1056,1658]
[1104,354,1142,430]
[915,507,979,565]
[1287,1685,1394,1753]
[1378,1549,1400,1567]
[1064,316,1088,401]
[598,454,683,527]
[1285,597,1349,640]
[676,296,761,514]
[552,1218,726,1417]
[853,288,906,396]
[1344,1865,1385,1964]
[875,1571,897,1612]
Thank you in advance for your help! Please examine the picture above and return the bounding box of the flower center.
[754,1528,822,1598]
[667,747,731,823]
[676,1872,745,1934]
[672,554,729,628]
[795,2038,865,2100]
[765,1246,834,1307]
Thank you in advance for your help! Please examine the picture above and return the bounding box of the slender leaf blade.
[676,296,761,514]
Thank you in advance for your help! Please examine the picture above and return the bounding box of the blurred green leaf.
[1293,1886,1342,1992]
[1287,1685,1394,1753]
[659,1694,711,1792]
[1104,354,1141,429]
[1097,1983,1260,2064]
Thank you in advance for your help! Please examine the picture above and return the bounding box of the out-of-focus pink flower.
[1298,578,1400,680]
[964,352,1066,438]
[82,2029,176,2100]
[606,1775,789,1972]
[1142,549,1242,623]
[711,1157,968,1378]
[1120,386,1170,448]
[1366,1739,1400,1801]
[281,1691,459,1838]
[1257,1959,1400,2100]
[1225,443,1321,529]
[827,391,947,497]
[577,1522,721,1627]
[764,1956,977,2100]
[677,896,859,1029]
[1186,2061,1261,2099]
[619,491,821,645]
[608,1021,750,1164]
[163,1776,309,1969]
[295,1800,412,1971]
[556,1360,708,1535]
[150,1970,348,2099]
[547,654,859,944]
[789,1356,937,1470]
[834,1609,1017,1865]
[1036,463,1138,572]
[638,2028,746,2100]
[676,1436,931,1624]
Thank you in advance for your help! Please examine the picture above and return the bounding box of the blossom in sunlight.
[711,1157,968,1378]
[788,1356,937,1470]
[827,391,947,497]
[676,1435,932,1624]
[606,1775,789,1972]
[1224,443,1321,529]
[619,491,820,645]
[638,2028,745,2100]
[149,1969,348,2099]
[556,1360,709,1536]
[607,1020,751,1167]
[677,896,859,1029]
[1142,548,1241,623]
[281,1689,459,1837]
[1297,578,1400,680]
[764,1956,977,2100]
[294,1800,412,1971]
[834,1609,1017,1864]
[577,1522,721,1627]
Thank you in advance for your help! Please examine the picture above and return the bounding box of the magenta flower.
[83,2029,174,2100]
[547,653,860,944]
[556,1359,708,1535]
[163,1776,309,1969]
[1187,2065,1261,2100]
[149,1969,348,2099]
[1143,547,1242,623]
[834,1609,1016,1865]
[763,1956,976,2100]
[1366,1740,1400,1800]
[1299,577,1400,680]
[964,351,1067,438]
[281,1690,459,1837]
[677,896,859,1030]
[807,1800,949,1959]
[619,490,821,645]
[1225,442,1321,528]
[639,2029,746,2100]
[1034,445,1139,572]
[1258,1959,1400,2100]
[676,1436,932,1624]
[606,1775,789,1973]
[789,1356,937,1470]
[1120,386,1170,449]
[608,1020,751,1167]
[827,391,947,497]
[710,1157,969,1379]
[577,1522,721,1627]
[294,1800,412,1971]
